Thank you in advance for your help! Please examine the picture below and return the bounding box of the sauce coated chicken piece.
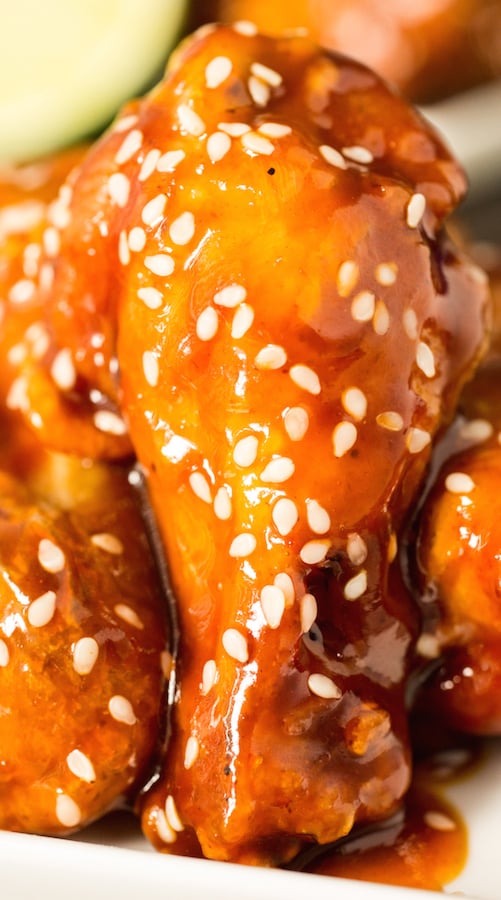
[2,25,489,862]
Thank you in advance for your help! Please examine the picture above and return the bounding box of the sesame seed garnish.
[139,148,161,181]
[169,211,195,245]
[342,387,367,421]
[272,497,299,536]
[260,584,286,629]
[307,673,341,700]
[142,193,167,227]
[39,262,54,292]
[248,76,271,107]
[406,427,431,454]
[260,456,295,483]
[300,593,318,633]
[6,375,29,412]
[0,639,9,667]
[300,540,330,565]
[424,811,456,832]
[332,421,357,457]
[7,343,26,366]
[25,321,50,358]
[403,308,418,339]
[28,590,56,627]
[137,286,163,309]
[213,486,232,520]
[113,114,138,133]
[241,132,275,155]
[207,131,232,163]
[254,344,287,369]
[274,572,295,607]
[231,302,254,338]
[184,735,200,769]
[306,499,331,534]
[373,300,390,335]
[250,61,283,87]
[157,149,186,172]
[38,538,65,573]
[233,19,258,36]
[229,533,257,558]
[222,628,249,663]
[118,229,130,265]
[128,226,147,252]
[289,364,321,395]
[90,532,123,554]
[214,283,247,308]
[337,260,359,296]
[416,341,436,378]
[115,129,143,165]
[351,290,375,322]
[108,695,137,725]
[459,418,493,444]
[156,809,176,844]
[145,254,175,276]
[43,226,60,257]
[205,55,233,89]
[342,145,374,164]
[73,637,99,675]
[178,104,206,137]
[406,192,426,228]
[283,406,309,441]
[233,435,259,467]
[165,795,184,832]
[388,531,398,562]
[8,278,35,304]
[107,172,130,208]
[114,603,144,630]
[445,472,475,494]
[189,471,212,503]
[416,633,441,659]
[217,122,251,137]
[93,410,128,435]
[66,749,96,783]
[201,659,217,694]
[376,411,404,431]
[56,794,82,828]
[258,123,292,138]
[375,262,398,286]
[319,144,347,169]
[344,569,368,600]
[50,348,76,391]
[196,306,219,341]
[347,532,368,565]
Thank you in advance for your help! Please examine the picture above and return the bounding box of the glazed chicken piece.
[2,25,489,863]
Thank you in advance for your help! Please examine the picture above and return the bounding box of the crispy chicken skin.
[0,25,489,862]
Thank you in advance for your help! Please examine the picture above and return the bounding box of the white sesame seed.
[274,572,295,607]
[118,229,130,265]
[403,307,418,339]
[169,211,195,245]
[260,457,295,483]
[156,809,177,844]
[342,145,374,164]
[207,131,232,163]
[7,343,26,366]
[217,122,251,137]
[90,532,123,554]
[351,290,375,322]
[307,673,341,699]
[332,421,357,457]
[376,411,404,431]
[337,260,359,296]
[139,148,161,181]
[38,538,65,573]
[248,76,271,107]
[128,226,147,252]
[260,584,286,629]
[196,306,219,341]
[114,603,144,630]
[43,226,60,257]
[424,811,456,832]
[416,341,436,378]
[373,300,390,335]
[157,149,186,172]
[375,262,398,286]
[342,387,367,421]
[233,435,259,467]
[229,533,257,558]
[115,129,143,165]
[66,749,96,783]
[222,628,249,663]
[142,193,167,228]
[233,19,258,36]
[283,406,309,441]
[28,590,57,627]
[241,132,275,156]
[254,344,287,369]
[300,540,330,565]
[39,263,54,292]
[93,410,128,436]
[306,499,331,534]
[201,659,217,694]
[56,794,82,828]
[0,639,9,667]
[108,695,137,725]
[416,633,441,659]
[231,302,254,338]
[300,593,318,633]
[445,472,475,494]
[344,569,368,600]
[189,471,212,503]
[289,364,321,395]
[319,144,347,169]
[184,735,200,769]
[272,497,299,536]
[250,61,283,87]
[73,637,99,675]
[165,795,184,832]
[346,533,368,565]
[406,427,432,454]
[205,55,233,89]
[8,278,35,304]
[459,418,493,444]
[107,172,130,208]
[6,375,29,412]
[258,123,292,138]
[137,286,163,309]
[145,254,175,276]
[406,192,426,228]
[213,486,232,520]
[178,104,206,137]
[113,114,138,133]
[214,283,247,308]
[25,322,50,358]
[50,348,76,391]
